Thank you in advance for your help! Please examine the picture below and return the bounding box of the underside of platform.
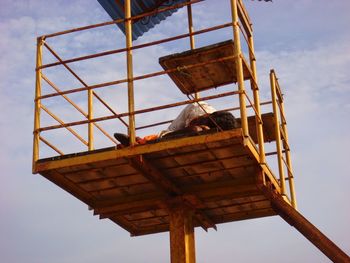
[35,116,281,236]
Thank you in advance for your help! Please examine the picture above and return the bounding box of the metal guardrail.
[32,0,296,208]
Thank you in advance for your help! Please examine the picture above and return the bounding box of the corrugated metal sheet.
[97,0,188,40]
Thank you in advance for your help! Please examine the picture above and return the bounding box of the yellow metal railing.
[269,69,297,209]
[32,0,296,206]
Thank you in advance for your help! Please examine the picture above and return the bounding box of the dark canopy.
[97,0,188,40]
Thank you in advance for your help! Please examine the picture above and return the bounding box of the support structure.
[261,185,350,263]
[88,87,94,150]
[248,33,266,165]
[186,0,199,100]
[32,0,350,262]
[230,0,249,138]
[125,0,136,145]
[169,205,196,263]
[32,36,43,172]
[270,71,287,195]
[273,70,297,208]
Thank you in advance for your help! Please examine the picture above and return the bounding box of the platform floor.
[35,117,281,236]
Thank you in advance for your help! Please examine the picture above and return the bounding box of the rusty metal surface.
[37,130,278,235]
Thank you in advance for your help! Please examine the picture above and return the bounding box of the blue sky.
[1,0,350,262]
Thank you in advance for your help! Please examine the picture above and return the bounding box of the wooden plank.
[159,40,251,95]
[129,156,182,196]
[205,194,266,209]
[211,207,276,224]
[168,164,256,181]
[125,209,168,222]
[129,156,216,230]
[35,126,286,234]
[99,205,162,219]
[63,164,138,183]
[92,183,157,199]
[79,174,149,192]
[94,176,258,212]
[205,200,271,216]
[133,223,170,236]
[151,142,244,167]
[164,155,255,174]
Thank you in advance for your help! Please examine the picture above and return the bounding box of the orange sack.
[136,134,159,145]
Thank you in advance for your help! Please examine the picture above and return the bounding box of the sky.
[0,0,350,262]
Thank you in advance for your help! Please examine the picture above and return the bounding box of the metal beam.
[261,185,350,263]
[169,205,196,263]
[128,155,216,231]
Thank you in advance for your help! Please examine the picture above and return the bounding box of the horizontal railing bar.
[39,22,232,69]
[38,91,240,132]
[136,120,172,130]
[135,101,272,131]
[265,150,286,157]
[43,42,130,128]
[37,54,239,100]
[43,18,124,39]
[42,0,203,39]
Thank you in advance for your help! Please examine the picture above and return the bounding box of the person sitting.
[114,102,238,147]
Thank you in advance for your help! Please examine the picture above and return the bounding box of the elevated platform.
[35,114,281,236]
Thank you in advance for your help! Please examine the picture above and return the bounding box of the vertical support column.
[125,0,136,145]
[230,0,249,138]
[33,36,44,173]
[186,1,199,100]
[88,88,94,151]
[279,99,297,208]
[187,1,195,50]
[248,34,266,164]
[169,206,196,263]
[270,70,286,195]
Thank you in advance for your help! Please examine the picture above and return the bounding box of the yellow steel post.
[187,1,195,50]
[125,0,136,145]
[270,70,286,195]
[230,0,249,137]
[33,36,44,173]
[280,99,298,209]
[248,35,266,164]
[88,87,94,150]
[169,206,196,263]
[187,1,199,100]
